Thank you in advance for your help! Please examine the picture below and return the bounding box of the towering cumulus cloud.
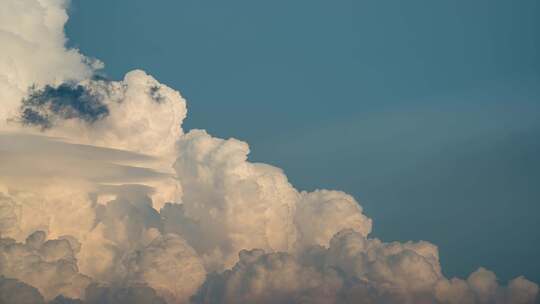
[0,1,538,303]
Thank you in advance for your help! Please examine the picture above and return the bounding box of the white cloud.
[0,0,99,127]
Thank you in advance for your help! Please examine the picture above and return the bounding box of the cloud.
[0,133,166,184]
[0,0,99,127]
[120,234,206,303]
[84,283,167,304]
[0,231,91,301]
[193,230,539,304]
[0,1,538,304]
[48,295,85,304]
[0,132,175,241]
[0,276,45,304]
[19,83,109,129]
[6,70,187,159]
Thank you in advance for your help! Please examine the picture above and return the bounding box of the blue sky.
[66,0,540,282]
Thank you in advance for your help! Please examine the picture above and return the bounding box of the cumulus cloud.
[0,0,538,303]
[0,231,91,300]
[194,230,538,304]
[120,234,206,303]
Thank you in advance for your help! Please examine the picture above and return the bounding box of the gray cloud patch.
[148,85,165,103]
[0,276,46,304]
[0,277,167,304]
[48,295,85,304]
[20,83,109,129]
[84,284,167,304]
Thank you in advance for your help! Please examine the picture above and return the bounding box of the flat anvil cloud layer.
[0,1,538,303]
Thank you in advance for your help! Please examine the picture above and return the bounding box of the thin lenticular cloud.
[0,133,155,162]
[0,0,538,303]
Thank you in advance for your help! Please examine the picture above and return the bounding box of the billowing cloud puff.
[0,231,90,300]
[0,1,538,304]
[173,130,373,271]
[192,249,345,304]
[121,234,206,303]
[295,190,372,248]
[194,230,538,304]
[435,270,540,304]
[174,130,300,270]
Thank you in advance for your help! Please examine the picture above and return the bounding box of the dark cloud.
[90,74,110,82]
[0,278,168,304]
[148,85,165,103]
[20,108,52,129]
[84,284,167,304]
[48,295,85,304]
[0,276,45,304]
[20,83,109,129]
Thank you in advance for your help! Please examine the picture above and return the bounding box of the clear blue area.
[66,0,540,282]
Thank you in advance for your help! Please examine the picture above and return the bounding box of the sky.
[65,0,540,283]
[0,0,539,303]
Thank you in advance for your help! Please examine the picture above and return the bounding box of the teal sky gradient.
[66,0,540,282]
